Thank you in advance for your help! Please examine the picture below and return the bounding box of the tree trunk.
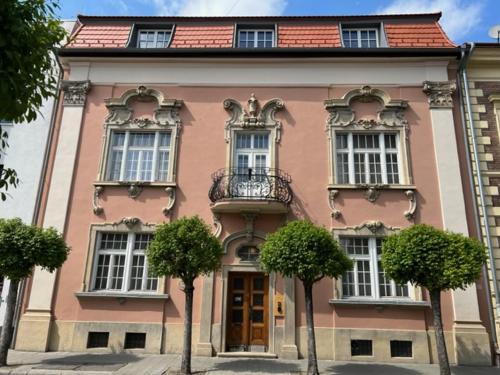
[430,289,451,375]
[304,281,319,375]
[181,279,194,374]
[0,280,19,366]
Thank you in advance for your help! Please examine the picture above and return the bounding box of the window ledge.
[94,181,176,188]
[329,298,430,308]
[75,291,170,300]
[328,184,416,191]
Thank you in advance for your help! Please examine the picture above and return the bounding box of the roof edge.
[75,12,442,23]
[58,46,459,59]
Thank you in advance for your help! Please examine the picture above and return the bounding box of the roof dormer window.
[237,29,275,48]
[137,29,171,48]
[342,28,379,48]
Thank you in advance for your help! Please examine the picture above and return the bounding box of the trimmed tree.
[0,0,67,200]
[146,216,223,375]
[260,220,352,375]
[0,218,70,365]
[382,224,486,375]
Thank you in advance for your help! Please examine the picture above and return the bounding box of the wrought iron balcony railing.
[209,167,293,205]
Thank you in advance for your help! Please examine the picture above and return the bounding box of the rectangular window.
[237,29,274,48]
[87,332,109,348]
[138,30,171,48]
[92,232,158,293]
[390,340,413,358]
[351,340,373,356]
[124,332,147,349]
[342,28,378,48]
[341,237,409,299]
[335,132,400,185]
[107,131,171,182]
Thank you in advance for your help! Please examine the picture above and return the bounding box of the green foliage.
[146,216,223,282]
[260,220,353,284]
[0,0,67,123]
[0,218,70,281]
[382,224,487,292]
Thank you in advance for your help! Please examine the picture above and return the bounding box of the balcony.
[209,167,293,214]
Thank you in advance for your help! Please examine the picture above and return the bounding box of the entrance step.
[217,352,277,359]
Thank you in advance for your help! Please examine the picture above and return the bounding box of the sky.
[58,0,499,44]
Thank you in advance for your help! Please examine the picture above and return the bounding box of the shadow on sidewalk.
[210,358,301,374]
[40,352,141,365]
[325,363,422,375]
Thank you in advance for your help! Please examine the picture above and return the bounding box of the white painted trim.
[67,60,450,86]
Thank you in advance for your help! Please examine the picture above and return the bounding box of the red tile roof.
[67,25,131,48]
[65,14,455,50]
[278,25,341,48]
[170,25,234,48]
[384,23,456,48]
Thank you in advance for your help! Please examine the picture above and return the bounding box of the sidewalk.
[0,350,498,375]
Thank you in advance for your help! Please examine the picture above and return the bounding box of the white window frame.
[91,232,158,293]
[137,29,172,48]
[106,130,171,182]
[335,132,402,185]
[341,237,412,300]
[342,28,379,48]
[237,29,275,48]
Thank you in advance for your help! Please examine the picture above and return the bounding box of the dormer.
[340,22,388,48]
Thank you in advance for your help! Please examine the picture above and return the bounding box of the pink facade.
[15,14,493,366]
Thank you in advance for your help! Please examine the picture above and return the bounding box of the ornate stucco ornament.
[92,186,104,215]
[162,187,176,217]
[104,85,183,128]
[61,80,90,106]
[356,183,388,203]
[328,189,341,218]
[324,85,408,129]
[223,93,285,142]
[422,80,457,108]
[212,215,222,239]
[353,220,397,234]
[404,189,417,221]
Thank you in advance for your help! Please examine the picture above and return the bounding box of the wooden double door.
[227,272,269,352]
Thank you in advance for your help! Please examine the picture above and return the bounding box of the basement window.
[351,339,373,356]
[124,332,146,349]
[390,340,412,357]
[87,332,109,348]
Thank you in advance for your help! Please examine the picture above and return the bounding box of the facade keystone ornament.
[423,80,456,108]
[223,94,285,142]
[357,184,387,203]
[127,183,143,199]
[62,80,90,106]
[353,220,396,234]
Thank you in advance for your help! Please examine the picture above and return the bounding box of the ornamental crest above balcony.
[324,85,408,129]
[104,85,183,129]
[223,93,285,142]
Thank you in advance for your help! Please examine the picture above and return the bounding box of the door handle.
[248,305,252,320]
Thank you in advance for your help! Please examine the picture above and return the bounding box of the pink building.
[15,13,494,365]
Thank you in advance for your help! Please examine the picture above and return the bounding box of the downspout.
[459,42,500,365]
[11,54,64,349]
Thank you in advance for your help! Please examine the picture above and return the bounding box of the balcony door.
[233,132,270,198]
[227,272,269,352]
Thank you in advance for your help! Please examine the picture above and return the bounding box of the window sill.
[94,181,176,188]
[328,184,416,191]
[75,291,170,300]
[329,298,430,308]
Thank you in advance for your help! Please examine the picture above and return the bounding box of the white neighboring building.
[0,20,75,327]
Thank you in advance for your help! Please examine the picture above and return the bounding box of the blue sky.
[58,0,499,43]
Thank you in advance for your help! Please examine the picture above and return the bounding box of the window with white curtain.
[93,232,158,292]
[335,132,400,185]
[341,237,409,299]
[106,131,171,182]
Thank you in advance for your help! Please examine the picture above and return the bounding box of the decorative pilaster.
[281,277,298,359]
[423,80,490,365]
[16,79,91,352]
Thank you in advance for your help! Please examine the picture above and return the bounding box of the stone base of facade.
[16,320,492,366]
[16,311,52,352]
[453,323,491,365]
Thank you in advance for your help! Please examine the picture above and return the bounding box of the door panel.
[227,273,268,352]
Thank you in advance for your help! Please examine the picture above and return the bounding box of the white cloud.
[149,0,287,16]
[378,0,484,41]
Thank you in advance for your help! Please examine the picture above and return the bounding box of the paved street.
[0,351,498,375]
